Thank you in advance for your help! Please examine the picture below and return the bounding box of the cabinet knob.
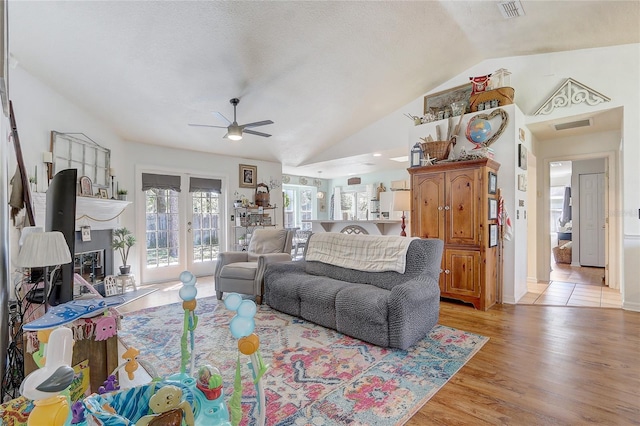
[444,269,450,274]
[437,206,443,211]
[444,206,450,210]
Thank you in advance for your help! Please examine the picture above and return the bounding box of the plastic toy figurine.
[20,327,75,426]
[135,385,194,426]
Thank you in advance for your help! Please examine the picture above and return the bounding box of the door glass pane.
[191,191,220,263]
[145,188,180,268]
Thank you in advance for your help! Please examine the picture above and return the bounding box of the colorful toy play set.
[11,271,267,426]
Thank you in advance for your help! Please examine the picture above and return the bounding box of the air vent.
[498,1,525,19]
[347,177,361,185]
[554,119,593,131]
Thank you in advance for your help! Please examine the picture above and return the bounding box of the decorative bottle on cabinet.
[408,158,500,310]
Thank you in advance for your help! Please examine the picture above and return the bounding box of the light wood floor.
[120,278,639,425]
[518,263,622,308]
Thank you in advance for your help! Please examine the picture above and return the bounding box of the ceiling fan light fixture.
[227,125,243,140]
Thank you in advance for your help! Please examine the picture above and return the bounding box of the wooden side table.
[116,274,137,293]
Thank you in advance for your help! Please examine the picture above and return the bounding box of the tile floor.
[518,263,622,308]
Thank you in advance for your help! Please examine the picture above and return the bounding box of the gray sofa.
[264,233,444,350]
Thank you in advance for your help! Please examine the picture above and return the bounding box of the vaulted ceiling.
[7,1,640,178]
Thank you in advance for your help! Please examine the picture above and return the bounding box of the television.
[45,168,77,305]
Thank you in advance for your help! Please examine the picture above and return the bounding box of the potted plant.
[117,189,128,201]
[112,227,135,275]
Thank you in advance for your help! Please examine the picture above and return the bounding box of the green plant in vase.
[112,227,136,275]
[117,189,128,200]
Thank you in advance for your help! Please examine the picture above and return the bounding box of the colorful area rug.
[118,297,488,425]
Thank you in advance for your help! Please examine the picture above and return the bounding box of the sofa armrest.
[387,276,441,349]
[254,253,293,295]
[214,251,249,282]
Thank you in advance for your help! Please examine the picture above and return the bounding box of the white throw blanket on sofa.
[305,233,417,273]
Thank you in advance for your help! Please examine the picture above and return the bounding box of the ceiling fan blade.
[213,112,232,125]
[188,123,228,129]
[241,120,274,128]
[244,129,272,138]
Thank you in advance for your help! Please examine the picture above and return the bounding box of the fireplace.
[73,229,114,294]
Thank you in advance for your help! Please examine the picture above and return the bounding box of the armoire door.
[445,168,480,246]
[412,172,445,239]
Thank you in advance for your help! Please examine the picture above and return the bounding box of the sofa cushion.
[335,285,390,347]
[299,277,356,330]
[219,262,258,280]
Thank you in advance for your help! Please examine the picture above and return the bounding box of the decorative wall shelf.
[32,192,131,231]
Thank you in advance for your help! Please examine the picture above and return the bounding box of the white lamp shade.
[15,231,72,268]
[392,190,411,212]
[19,226,44,247]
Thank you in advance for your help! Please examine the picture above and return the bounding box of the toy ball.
[238,334,260,355]
[237,300,257,318]
[224,293,243,311]
[466,117,492,144]
[230,316,255,339]
[179,271,196,286]
[179,285,197,301]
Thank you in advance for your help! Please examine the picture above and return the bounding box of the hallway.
[518,263,622,308]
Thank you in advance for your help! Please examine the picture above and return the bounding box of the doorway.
[139,171,223,284]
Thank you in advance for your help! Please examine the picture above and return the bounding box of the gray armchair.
[214,228,294,304]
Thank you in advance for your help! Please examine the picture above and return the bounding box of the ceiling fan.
[189,98,274,140]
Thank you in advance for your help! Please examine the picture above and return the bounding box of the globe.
[467,118,492,144]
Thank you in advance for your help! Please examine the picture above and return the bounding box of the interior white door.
[579,173,605,267]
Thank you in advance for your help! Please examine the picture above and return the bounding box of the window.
[145,188,180,268]
[283,185,316,231]
[190,191,220,263]
[340,187,370,220]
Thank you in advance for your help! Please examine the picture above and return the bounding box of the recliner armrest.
[214,251,250,282]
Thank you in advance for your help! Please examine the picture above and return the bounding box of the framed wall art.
[239,164,257,188]
[98,188,108,198]
[79,176,93,197]
[488,171,497,194]
[518,144,528,170]
[489,224,498,247]
[423,83,473,115]
[488,198,498,220]
[518,174,528,192]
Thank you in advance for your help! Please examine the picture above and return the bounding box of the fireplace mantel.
[32,192,131,231]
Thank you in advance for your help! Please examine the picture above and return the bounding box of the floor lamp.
[15,231,72,312]
[392,190,411,237]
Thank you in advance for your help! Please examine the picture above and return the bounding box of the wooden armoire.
[408,158,500,310]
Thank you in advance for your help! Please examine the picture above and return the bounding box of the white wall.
[7,65,282,283]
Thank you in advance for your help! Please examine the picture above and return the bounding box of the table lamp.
[15,231,72,310]
[392,190,411,237]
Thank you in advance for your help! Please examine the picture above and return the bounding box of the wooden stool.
[115,274,137,293]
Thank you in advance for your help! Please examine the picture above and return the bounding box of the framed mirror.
[49,131,111,189]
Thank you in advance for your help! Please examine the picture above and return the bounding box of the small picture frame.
[518,174,528,192]
[239,164,257,188]
[488,198,498,220]
[518,144,528,170]
[98,188,108,199]
[488,171,497,194]
[79,176,93,197]
[81,225,91,242]
[489,224,498,247]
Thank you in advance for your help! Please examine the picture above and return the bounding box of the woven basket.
[420,140,452,161]
[552,244,572,264]
[469,87,515,112]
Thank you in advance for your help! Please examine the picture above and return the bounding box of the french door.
[141,173,223,284]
